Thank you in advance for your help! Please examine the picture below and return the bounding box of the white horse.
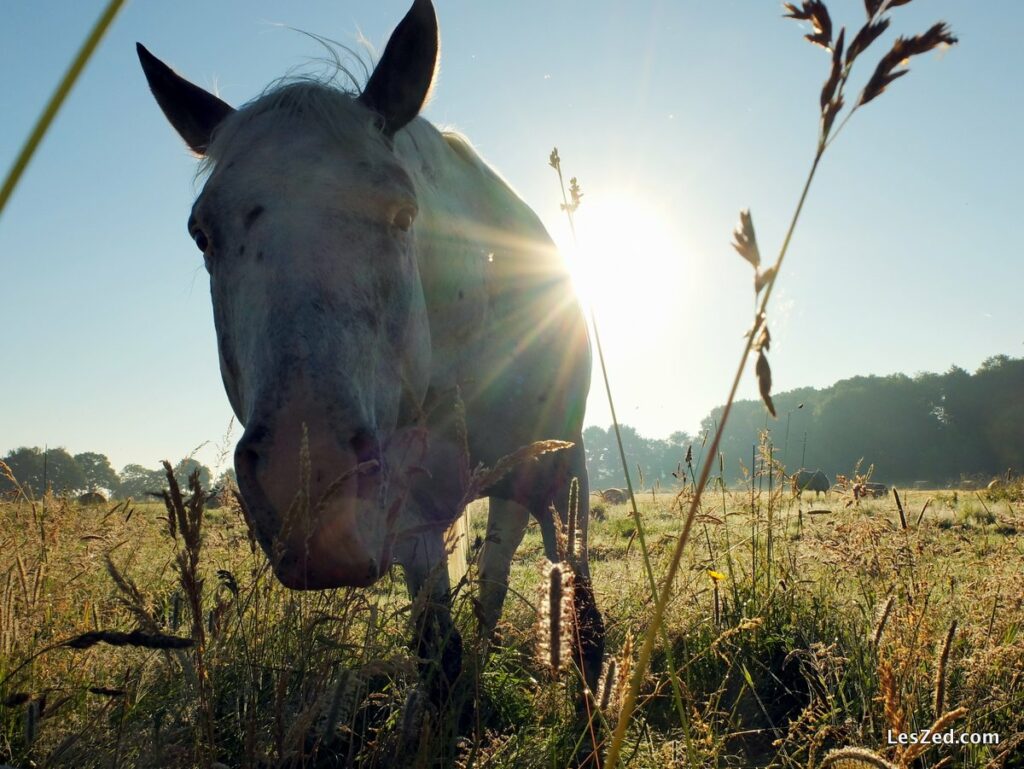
[138,0,603,700]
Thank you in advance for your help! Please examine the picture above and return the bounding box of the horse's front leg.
[477,497,531,639]
[394,529,463,706]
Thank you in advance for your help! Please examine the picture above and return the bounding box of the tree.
[1,447,43,495]
[0,447,85,496]
[74,452,119,494]
[117,464,166,500]
[174,458,212,489]
[668,431,692,448]
[215,467,237,489]
[582,425,692,489]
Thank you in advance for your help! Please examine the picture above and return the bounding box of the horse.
[599,487,628,505]
[137,0,604,706]
[791,468,830,498]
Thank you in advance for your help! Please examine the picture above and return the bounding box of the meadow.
[1,461,1022,769]
[3,0,1013,766]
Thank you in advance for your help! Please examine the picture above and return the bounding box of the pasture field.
[1,478,1023,768]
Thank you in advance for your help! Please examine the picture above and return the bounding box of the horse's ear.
[359,0,439,137]
[136,43,234,155]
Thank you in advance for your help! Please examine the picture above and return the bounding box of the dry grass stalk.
[892,488,907,530]
[713,578,721,626]
[598,658,617,713]
[710,617,764,658]
[443,504,471,588]
[820,747,898,769]
[159,461,217,761]
[985,732,1024,769]
[461,440,574,510]
[872,596,895,647]
[274,427,311,563]
[14,554,29,604]
[932,619,957,717]
[915,498,931,526]
[1,571,18,656]
[316,460,380,516]
[105,555,159,632]
[878,658,904,740]
[596,48,916,750]
[903,706,968,764]
[160,463,207,636]
[615,633,633,712]
[567,476,579,562]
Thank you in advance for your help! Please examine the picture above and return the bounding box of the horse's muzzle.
[234,420,391,589]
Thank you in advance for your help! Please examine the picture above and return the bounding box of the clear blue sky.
[1,1,1021,474]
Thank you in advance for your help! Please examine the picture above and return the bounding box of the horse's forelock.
[199,80,390,176]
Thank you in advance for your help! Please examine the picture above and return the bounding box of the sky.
[1,1,1021,475]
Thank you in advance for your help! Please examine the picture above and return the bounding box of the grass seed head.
[598,658,617,712]
[820,747,898,769]
[731,209,761,269]
[847,16,890,66]
[860,22,958,106]
[933,619,957,717]
[783,1,834,50]
[537,561,574,674]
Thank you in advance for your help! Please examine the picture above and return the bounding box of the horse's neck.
[397,122,567,383]
[398,122,555,261]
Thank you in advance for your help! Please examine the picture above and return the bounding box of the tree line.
[0,447,233,500]
[4,356,1021,498]
[588,355,1023,489]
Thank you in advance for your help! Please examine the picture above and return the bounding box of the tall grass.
[1,467,1022,766]
[545,2,960,764]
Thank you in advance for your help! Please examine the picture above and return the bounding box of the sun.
[564,191,684,327]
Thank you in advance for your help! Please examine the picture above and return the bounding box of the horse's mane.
[197,36,507,192]
[199,36,380,172]
[201,87,517,226]
[199,80,388,177]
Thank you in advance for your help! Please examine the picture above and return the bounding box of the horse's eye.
[193,230,210,253]
[392,207,416,232]
[188,213,211,254]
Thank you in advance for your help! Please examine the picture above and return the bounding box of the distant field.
[1,480,1022,767]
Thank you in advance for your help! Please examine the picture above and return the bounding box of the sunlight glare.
[566,192,685,329]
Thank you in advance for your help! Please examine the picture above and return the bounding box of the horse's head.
[139,0,439,588]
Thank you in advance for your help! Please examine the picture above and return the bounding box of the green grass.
[1,479,1022,768]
